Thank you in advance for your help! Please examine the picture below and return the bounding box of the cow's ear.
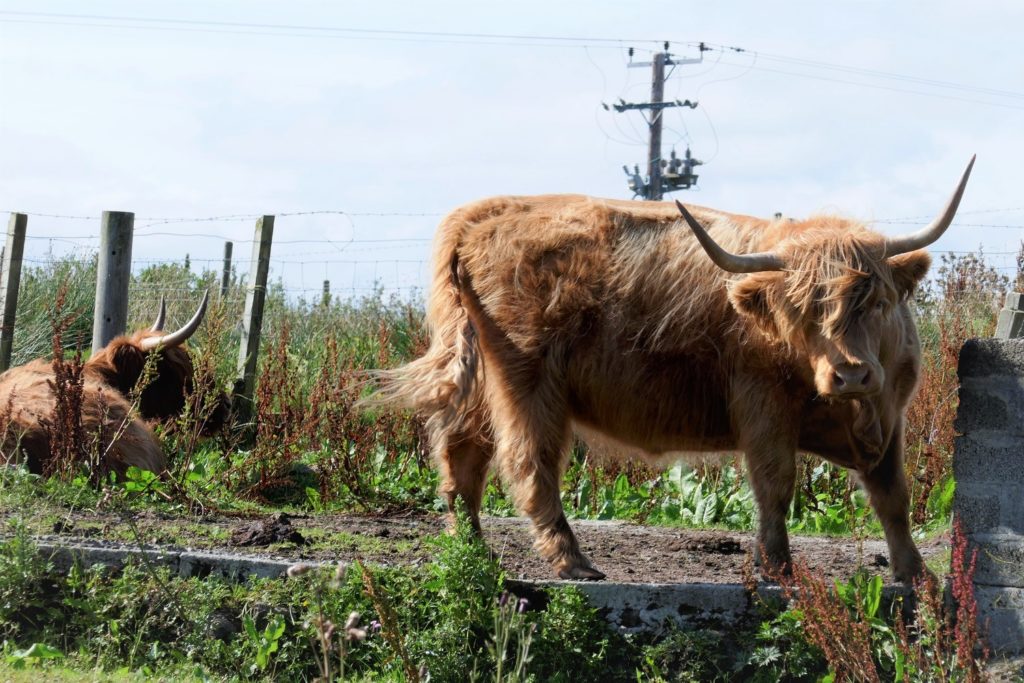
[729,274,779,336]
[888,250,931,297]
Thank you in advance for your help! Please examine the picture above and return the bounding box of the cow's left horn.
[150,296,166,332]
[676,201,786,273]
[883,155,975,257]
[140,290,209,351]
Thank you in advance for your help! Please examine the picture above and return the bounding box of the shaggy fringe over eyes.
[784,229,898,340]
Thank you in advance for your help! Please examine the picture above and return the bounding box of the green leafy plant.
[4,642,64,670]
[242,613,285,675]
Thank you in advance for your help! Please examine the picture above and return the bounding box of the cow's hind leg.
[489,381,603,580]
[859,418,925,583]
[435,424,494,535]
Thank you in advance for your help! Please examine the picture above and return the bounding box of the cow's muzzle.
[825,362,882,398]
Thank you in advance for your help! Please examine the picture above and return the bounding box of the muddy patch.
[8,508,946,586]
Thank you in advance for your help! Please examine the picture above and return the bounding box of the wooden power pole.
[609,44,704,200]
[647,52,667,201]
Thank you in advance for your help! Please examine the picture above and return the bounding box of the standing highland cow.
[0,291,224,477]
[370,157,975,582]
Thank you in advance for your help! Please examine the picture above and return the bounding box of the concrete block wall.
[954,338,1024,655]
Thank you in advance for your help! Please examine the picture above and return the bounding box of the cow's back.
[436,194,764,357]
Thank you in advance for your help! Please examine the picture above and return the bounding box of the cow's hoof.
[557,565,606,581]
[894,565,934,585]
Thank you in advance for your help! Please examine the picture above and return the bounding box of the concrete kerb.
[33,536,905,633]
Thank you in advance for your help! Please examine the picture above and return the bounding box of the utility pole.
[647,52,667,200]
[607,43,706,200]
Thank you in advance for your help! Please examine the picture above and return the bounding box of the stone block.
[39,541,180,575]
[955,381,1012,433]
[998,490,1024,534]
[511,580,909,633]
[958,338,1024,379]
[996,293,1024,340]
[954,433,1024,485]
[976,586,1024,656]
[178,551,291,580]
[955,374,1024,436]
[972,533,1024,589]
[955,483,1003,536]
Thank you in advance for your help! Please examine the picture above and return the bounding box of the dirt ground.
[26,508,948,585]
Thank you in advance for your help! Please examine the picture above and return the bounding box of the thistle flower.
[287,563,312,578]
[344,611,367,641]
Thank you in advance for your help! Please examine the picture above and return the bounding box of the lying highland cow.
[0,291,225,477]
[370,157,975,583]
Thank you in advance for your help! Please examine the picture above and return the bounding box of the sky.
[1,1,1022,301]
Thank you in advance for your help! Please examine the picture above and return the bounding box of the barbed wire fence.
[1,212,435,380]
[1,208,1022,376]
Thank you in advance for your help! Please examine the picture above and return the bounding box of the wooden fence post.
[0,213,27,371]
[233,216,274,426]
[91,211,134,350]
[221,241,233,298]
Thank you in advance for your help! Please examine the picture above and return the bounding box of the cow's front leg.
[746,446,797,576]
[858,417,925,583]
[739,406,799,577]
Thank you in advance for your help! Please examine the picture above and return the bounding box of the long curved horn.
[676,201,786,273]
[884,155,976,257]
[140,290,209,351]
[150,296,167,332]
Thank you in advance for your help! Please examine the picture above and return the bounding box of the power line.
[876,222,1024,229]
[0,11,658,49]
[709,54,1024,111]
[7,11,1019,105]
[744,48,1024,101]
[4,210,442,221]
[23,232,432,243]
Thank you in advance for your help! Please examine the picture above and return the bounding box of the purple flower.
[498,591,510,608]
[517,597,529,614]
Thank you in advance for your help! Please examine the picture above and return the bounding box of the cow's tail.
[361,243,481,435]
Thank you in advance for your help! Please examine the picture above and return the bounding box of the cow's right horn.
[150,296,166,332]
[140,290,209,351]
[676,201,786,273]
[883,155,975,257]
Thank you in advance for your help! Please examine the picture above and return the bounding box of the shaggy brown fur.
[0,329,227,477]
[88,330,229,432]
[370,195,933,582]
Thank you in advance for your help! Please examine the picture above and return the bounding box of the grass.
[0,510,992,682]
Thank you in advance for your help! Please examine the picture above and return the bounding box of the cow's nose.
[833,364,872,393]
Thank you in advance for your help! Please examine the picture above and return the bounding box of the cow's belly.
[565,351,736,456]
